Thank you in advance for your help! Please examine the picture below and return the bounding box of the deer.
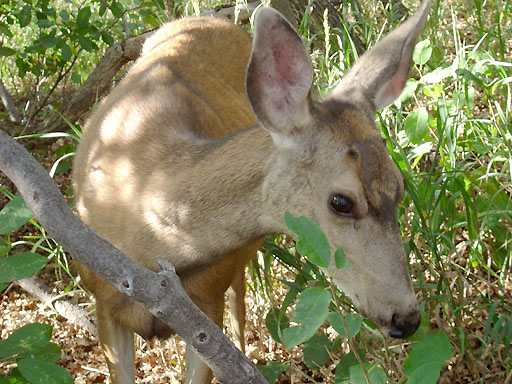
[72,1,431,383]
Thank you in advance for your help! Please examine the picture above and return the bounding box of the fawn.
[73,2,430,382]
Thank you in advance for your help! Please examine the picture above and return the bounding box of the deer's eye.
[330,194,355,217]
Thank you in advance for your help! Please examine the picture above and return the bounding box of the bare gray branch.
[0,79,21,124]
[0,129,266,384]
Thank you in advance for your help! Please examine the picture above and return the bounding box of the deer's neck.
[153,125,281,273]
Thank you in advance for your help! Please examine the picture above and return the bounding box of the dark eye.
[330,194,355,217]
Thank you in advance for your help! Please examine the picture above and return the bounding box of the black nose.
[389,311,420,339]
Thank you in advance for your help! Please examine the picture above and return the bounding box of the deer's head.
[248,1,431,338]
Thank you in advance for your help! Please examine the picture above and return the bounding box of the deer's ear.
[329,0,431,111]
[246,7,314,149]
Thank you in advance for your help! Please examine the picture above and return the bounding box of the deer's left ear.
[246,7,314,149]
[329,0,431,111]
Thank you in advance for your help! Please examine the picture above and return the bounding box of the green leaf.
[18,5,32,28]
[403,331,453,384]
[284,211,330,268]
[265,308,290,344]
[61,44,72,61]
[0,377,25,384]
[334,247,355,270]
[16,57,29,78]
[456,68,485,88]
[0,252,48,283]
[99,3,107,16]
[77,35,94,51]
[77,6,91,29]
[423,84,443,100]
[152,0,166,10]
[40,36,61,49]
[59,10,70,23]
[0,323,52,359]
[257,361,290,384]
[334,350,365,384]
[282,287,331,349]
[71,72,82,84]
[404,107,429,144]
[293,287,331,323]
[328,312,362,338]
[110,2,124,18]
[398,79,419,103]
[0,236,10,258]
[303,333,332,370]
[101,30,114,45]
[56,144,75,158]
[0,47,16,56]
[37,19,54,28]
[32,342,61,363]
[0,22,13,38]
[349,363,387,384]
[55,161,71,175]
[413,39,432,65]
[17,358,74,384]
[0,195,34,234]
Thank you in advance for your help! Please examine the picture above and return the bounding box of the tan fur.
[73,3,430,383]
[73,17,260,383]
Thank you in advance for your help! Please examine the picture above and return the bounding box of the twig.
[200,1,260,23]
[15,276,97,336]
[329,282,370,384]
[0,79,21,123]
[25,56,78,133]
[41,31,152,134]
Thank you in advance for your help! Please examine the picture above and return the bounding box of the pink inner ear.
[265,35,306,92]
[247,8,313,132]
[386,68,408,100]
[376,58,410,109]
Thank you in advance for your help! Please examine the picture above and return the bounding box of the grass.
[252,0,512,381]
[0,0,511,382]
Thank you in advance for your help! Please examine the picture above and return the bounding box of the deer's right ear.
[246,7,314,150]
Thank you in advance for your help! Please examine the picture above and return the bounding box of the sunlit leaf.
[18,358,74,384]
[0,252,48,283]
[334,247,355,270]
[413,39,432,65]
[404,107,429,144]
[284,211,330,268]
[303,333,331,370]
[404,331,453,384]
[0,323,52,359]
[0,195,34,234]
[265,308,290,344]
[18,6,32,28]
[334,350,365,384]
[0,47,16,56]
[328,312,362,338]
[349,363,386,384]
[282,287,331,348]
[77,6,91,29]
[257,361,290,384]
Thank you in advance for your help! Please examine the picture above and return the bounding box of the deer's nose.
[389,310,420,339]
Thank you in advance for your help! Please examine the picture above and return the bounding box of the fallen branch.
[200,1,260,23]
[16,276,97,336]
[0,128,266,384]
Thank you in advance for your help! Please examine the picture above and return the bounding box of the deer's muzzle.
[389,309,421,339]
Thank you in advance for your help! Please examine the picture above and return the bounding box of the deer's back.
[73,17,256,272]
[138,16,255,138]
